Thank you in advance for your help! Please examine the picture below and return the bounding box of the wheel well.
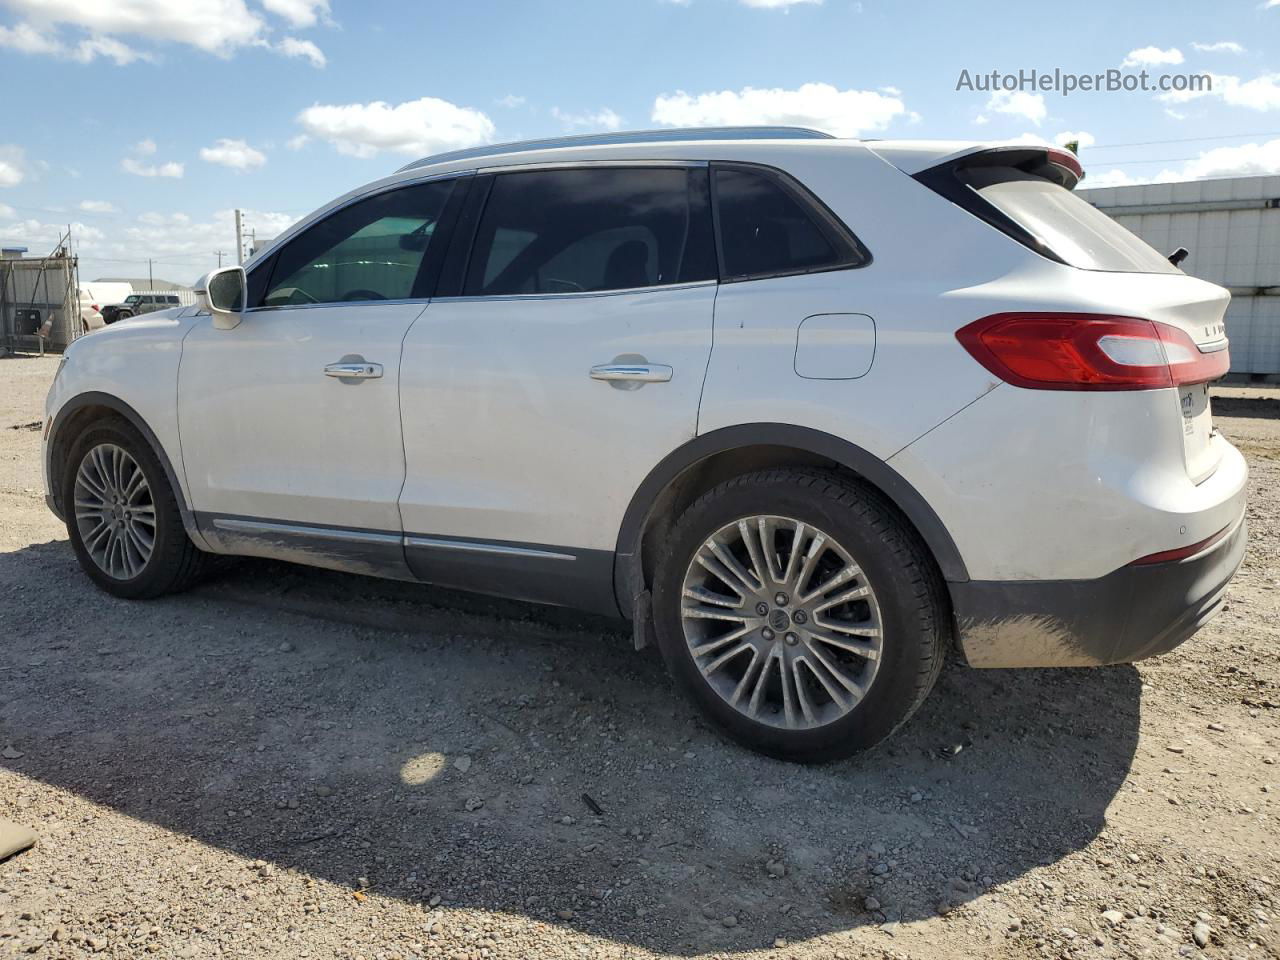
[633,443,942,592]
[47,405,129,515]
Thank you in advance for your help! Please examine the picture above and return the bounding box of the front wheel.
[63,420,209,599]
[652,468,949,763]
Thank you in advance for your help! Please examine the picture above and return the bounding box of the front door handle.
[589,363,673,383]
[324,361,383,379]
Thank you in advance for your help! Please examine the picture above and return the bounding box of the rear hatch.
[903,144,1231,483]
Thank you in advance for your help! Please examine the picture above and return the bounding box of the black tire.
[63,418,210,599]
[652,468,948,763]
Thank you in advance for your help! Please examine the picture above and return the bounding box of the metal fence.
[0,251,79,356]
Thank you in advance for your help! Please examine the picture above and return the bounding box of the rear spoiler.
[912,146,1086,266]
[920,145,1083,190]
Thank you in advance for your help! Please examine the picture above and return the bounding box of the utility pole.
[214,250,225,268]
[234,209,244,265]
[148,258,154,292]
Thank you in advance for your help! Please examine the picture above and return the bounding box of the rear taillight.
[956,313,1230,391]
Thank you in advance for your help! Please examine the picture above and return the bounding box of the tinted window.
[263,179,454,307]
[714,166,862,279]
[464,167,715,296]
[962,167,1179,274]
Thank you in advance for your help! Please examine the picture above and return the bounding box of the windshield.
[124,295,142,304]
[962,168,1180,275]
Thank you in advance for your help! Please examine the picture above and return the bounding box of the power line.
[1089,131,1280,151]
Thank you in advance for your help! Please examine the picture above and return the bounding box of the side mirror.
[196,266,247,330]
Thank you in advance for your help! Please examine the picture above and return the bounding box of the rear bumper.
[951,510,1247,667]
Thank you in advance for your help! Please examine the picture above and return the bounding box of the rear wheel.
[63,419,209,599]
[652,468,948,763]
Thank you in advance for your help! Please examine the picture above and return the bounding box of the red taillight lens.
[956,313,1229,391]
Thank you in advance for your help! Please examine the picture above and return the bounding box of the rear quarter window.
[712,165,868,280]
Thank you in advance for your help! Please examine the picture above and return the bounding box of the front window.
[463,167,716,296]
[261,179,455,307]
[124,295,142,305]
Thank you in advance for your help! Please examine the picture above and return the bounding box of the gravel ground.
[1,353,1277,960]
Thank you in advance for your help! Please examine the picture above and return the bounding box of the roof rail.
[395,126,836,173]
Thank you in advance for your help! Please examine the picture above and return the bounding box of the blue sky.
[1,0,1279,284]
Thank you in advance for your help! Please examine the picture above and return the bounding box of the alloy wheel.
[679,514,884,730]
[73,443,156,580]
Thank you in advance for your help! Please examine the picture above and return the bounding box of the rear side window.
[263,179,455,307]
[712,165,867,280]
[464,167,716,296]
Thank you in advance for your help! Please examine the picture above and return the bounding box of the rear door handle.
[589,363,673,383]
[324,362,383,379]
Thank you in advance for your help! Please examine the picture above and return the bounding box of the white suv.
[43,127,1247,762]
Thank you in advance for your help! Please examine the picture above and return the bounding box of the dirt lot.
[1,353,1278,960]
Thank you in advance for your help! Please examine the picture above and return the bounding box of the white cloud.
[199,138,266,170]
[1121,46,1184,68]
[1161,72,1280,111]
[0,206,298,284]
[79,200,118,213]
[1191,41,1245,54]
[1080,169,1140,189]
[739,0,821,6]
[73,35,145,64]
[0,145,24,187]
[286,134,310,150]
[1084,138,1280,189]
[0,0,331,65]
[551,106,623,132]
[259,0,330,28]
[0,203,13,219]
[0,0,264,55]
[296,97,496,159]
[0,20,62,54]
[1159,138,1280,180]
[276,35,324,67]
[979,90,1047,126]
[123,157,183,178]
[651,83,905,137]
[496,94,526,109]
[1054,130,1096,149]
[121,140,182,178]
[0,20,146,63]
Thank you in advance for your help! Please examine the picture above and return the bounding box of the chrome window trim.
[404,536,576,562]
[433,278,717,304]
[243,298,431,315]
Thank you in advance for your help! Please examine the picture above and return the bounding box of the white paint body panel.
[43,309,194,503]
[398,284,716,549]
[177,304,424,531]
[793,313,876,380]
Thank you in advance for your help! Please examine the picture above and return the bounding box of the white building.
[1078,175,1280,378]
